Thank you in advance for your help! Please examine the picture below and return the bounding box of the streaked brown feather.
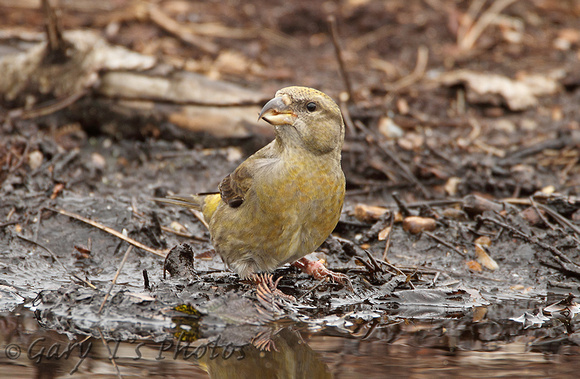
[219,165,253,208]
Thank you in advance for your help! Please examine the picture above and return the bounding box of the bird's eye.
[306,102,317,112]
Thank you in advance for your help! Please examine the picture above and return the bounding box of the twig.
[354,254,377,273]
[457,0,487,43]
[384,45,429,92]
[33,208,43,242]
[498,136,572,166]
[48,207,168,257]
[377,258,405,276]
[432,271,440,286]
[381,216,394,261]
[424,231,466,257]
[16,233,68,273]
[41,0,68,59]
[7,90,88,121]
[143,269,150,291]
[535,203,580,242]
[0,220,19,228]
[458,0,521,51]
[148,4,218,54]
[354,120,430,198]
[190,209,209,230]
[96,327,123,379]
[297,278,328,301]
[328,15,354,103]
[339,99,356,137]
[8,140,30,173]
[529,196,555,230]
[392,192,412,217]
[98,246,133,314]
[349,23,394,52]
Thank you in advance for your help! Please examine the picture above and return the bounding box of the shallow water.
[2,296,579,378]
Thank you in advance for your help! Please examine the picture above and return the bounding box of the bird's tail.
[153,193,221,222]
[153,195,204,211]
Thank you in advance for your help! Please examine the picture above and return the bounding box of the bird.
[156,86,346,282]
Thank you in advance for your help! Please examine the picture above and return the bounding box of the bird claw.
[251,273,296,306]
[292,257,353,290]
[251,330,278,352]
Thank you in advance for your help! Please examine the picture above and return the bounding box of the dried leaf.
[438,69,560,111]
[378,225,392,241]
[353,203,388,223]
[402,216,436,234]
[466,260,482,272]
[474,236,491,246]
[475,244,499,270]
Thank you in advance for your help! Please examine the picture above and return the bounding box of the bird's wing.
[219,164,252,208]
[218,142,279,208]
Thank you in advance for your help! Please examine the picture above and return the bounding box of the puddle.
[2,295,580,378]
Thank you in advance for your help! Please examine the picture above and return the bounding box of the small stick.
[143,269,150,291]
[377,259,405,276]
[8,90,88,121]
[424,231,466,257]
[33,208,43,242]
[147,3,219,54]
[385,45,429,92]
[364,249,383,273]
[529,196,555,231]
[459,0,521,50]
[8,140,30,173]
[0,220,19,228]
[339,98,357,137]
[355,120,430,198]
[432,271,440,286]
[457,0,487,43]
[99,246,133,314]
[382,217,394,261]
[328,15,354,103]
[392,192,412,217]
[96,327,123,379]
[536,203,580,238]
[354,255,376,273]
[297,278,328,301]
[190,209,209,230]
[49,207,168,257]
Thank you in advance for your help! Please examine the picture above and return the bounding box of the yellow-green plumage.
[158,86,345,278]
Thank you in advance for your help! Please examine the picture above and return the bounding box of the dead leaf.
[466,260,482,272]
[402,216,436,234]
[378,225,392,241]
[437,69,560,111]
[475,244,498,270]
[353,204,389,223]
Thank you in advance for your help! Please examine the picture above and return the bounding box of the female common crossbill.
[158,86,346,280]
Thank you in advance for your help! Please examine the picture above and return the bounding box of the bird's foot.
[251,273,295,306]
[252,330,278,352]
[292,257,352,289]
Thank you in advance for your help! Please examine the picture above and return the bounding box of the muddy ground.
[1,1,580,378]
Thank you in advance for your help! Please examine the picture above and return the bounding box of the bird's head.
[258,86,345,156]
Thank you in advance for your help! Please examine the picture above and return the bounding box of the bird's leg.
[292,257,351,288]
